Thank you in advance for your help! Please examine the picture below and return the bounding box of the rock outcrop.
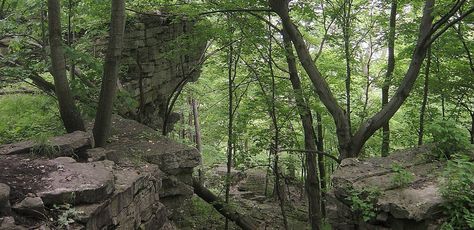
[119,13,207,132]
[0,116,200,229]
[327,146,446,230]
[105,115,201,217]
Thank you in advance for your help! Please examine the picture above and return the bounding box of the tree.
[381,0,397,156]
[283,30,322,229]
[47,0,85,133]
[93,0,126,147]
[269,0,471,159]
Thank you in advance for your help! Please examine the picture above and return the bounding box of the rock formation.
[0,115,200,229]
[118,13,207,132]
[326,146,446,230]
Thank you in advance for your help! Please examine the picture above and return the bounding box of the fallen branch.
[277,148,341,164]
[192,178,259,230]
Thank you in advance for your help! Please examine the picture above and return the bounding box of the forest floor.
[0,154,53,204]
[175,165,311,229]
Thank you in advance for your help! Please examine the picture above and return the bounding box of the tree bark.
[382,0,397,157]
[47,0,85,133]
[192,178,259,230]
[418,48,431,146]
[93,0,126,147]
[283,31,322,229]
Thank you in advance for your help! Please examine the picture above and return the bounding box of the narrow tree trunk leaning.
[470,112,474,144]
[225,40,234,230]
[192,98,202,152]
[47,0,85,133]
[192,98,204,183]
[316,112,326,217]
[192,178,259,230]
[381,0,397,157]
[283,31,322,229]
[269,0,436,159]
[268,22,289,229]
[93,0,126,147]
[418,48,431,146]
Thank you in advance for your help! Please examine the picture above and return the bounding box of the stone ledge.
[327,146,447,230]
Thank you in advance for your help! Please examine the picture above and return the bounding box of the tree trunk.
[342,0,353,135]
[418,48,431,146]
[67,0,75,81]
[192,178,259,230]
[382,0,397,157]
[192,98,202,152]
[283,31,322,229]
[470,112,474,144]
[47,0,85,133]
[316,112,326,217]
[93,0,126,147]
[225,39,234,230]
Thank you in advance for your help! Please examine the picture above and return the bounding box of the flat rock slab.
[105,116,201,174]
[38,158,115,205]
[328,146,446,229]
[0,131,93,156]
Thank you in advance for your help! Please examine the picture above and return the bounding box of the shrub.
[427,118,470,159]
[440,155,474,229]
[391,163,414,187]
[346,187,381,222]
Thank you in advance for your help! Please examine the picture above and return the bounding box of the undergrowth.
[440,154,474,229]
[0,94,64,144]
[390,163,414,187]
[346,187,381,222]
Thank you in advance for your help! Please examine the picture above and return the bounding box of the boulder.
[0,216,28,230]
[327,146,446,230]
[0,183,11,216]
[85,148,115,162]
[12,197,45,218]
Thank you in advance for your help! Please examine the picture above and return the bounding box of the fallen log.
[192,178,259,230]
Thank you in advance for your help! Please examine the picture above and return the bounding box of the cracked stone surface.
[38,158,115,205]
[327,146,448,230]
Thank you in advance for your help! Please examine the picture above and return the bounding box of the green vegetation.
[30,134,61,157]
[1,0,473,229]
[440,155,474,229]
[427,119,471,159]
[390,163,414,188]
[0,95,64,144]
[53,204,84,229]
[346,187,381,222]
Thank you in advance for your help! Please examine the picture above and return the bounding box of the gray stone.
[86,148,115,162]
[327,146,447,230]
[119,13,207,132]
[0,183,11,216]
[0,131,93,156]
[12,197,45,217]
[38,160,115,205]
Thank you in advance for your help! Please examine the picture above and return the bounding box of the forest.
[0,0,473,229]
